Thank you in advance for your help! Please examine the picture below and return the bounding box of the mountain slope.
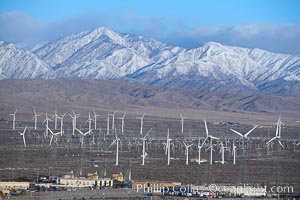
[33,27,184,79]
[0,79,299,118]
[1,27,299,95]
[0,41,51,79]
[128,42,300,95]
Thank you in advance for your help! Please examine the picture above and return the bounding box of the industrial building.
[56,177,113,188]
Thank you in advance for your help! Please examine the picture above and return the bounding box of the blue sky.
[0,0,300,54]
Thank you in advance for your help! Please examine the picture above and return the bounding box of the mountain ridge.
[0,27,299,95]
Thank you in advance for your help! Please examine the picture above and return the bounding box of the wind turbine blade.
[266,137,276,145]
[230,129,244,138]
[201,137,208,147]
[204,119,209,137]
[23,126,27,133]
[84,130,92,136]
[210,136,220,140]
[278,140,284,149]
[108,139,117,149]
[244,125,258,138]
[75,128,84,135]
[144,128,152,139]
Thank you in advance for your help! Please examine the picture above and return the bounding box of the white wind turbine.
[180,114,187,134]
[232,143,237,165]
[109,132,121,166]
[32,109,40,130]
[18,126,27,147]
[183,141,193,165]
[136,113,145,135]
[42,112,52,137]
[197,137,205,165]
[69,111,79,135]
[93,110,99,130]
[53,109,59,130]
[57,113,66,135]
[118,112,126,135]
[230,125,257,155]
[266,115,284,149]
[166,129,172,165]
[111,111,117,130]
[230,124,257,184]
[47,125,63,147]
[10,109,17,130]
[141,128,152,165]
[201,119,220,165]
[220,142,226,165]
[106,113,110,136]
[86,112,93,134]
[75,128,92,148]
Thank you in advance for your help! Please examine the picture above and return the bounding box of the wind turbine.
[76,128,92,148]
[42,112,52,137]
[69,111,79,135]
[53,109,59,130]
[86,112,93,134]
[118,112,126,135]
[93,110,99,130]
[18,126,27,147]
[183,141,193,165]
[266,115,284,149]
[136,113,145,135]
[47,125,62,147]
[10,109,17,130]
[106,113,110,136]
[230,124,257,184]
[180,114,187,134]
[197,137,204,165]
[110,111,117,130]
[220,142,225,164]
[109,132,121,166]
[166,129,172,165]
[32,109,40,130]
[141,128,152,165]
[57,113,66,135]
[201,119,220,165]
[232,143,237,165]
[230,125,257,155]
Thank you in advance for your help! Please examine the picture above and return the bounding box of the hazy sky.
[0,0,300,54]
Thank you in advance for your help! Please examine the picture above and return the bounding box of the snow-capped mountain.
[0,41,51,79]
[33,27,183,79]
[129,41,300,94]
[1,27,299,95]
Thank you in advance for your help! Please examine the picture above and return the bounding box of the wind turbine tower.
[141,129,152,165]
[167,129,172,165]
[10,109,17,130]
[93,110,99,130]
[180,114,187,134]
[118,112,126,135]
[137,113,145,135]
[32,109,41,130]
[183,141,193,165]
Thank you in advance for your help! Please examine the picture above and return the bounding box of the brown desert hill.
[0,78,299,124]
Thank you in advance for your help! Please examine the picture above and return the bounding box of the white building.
[56,177,113,188]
